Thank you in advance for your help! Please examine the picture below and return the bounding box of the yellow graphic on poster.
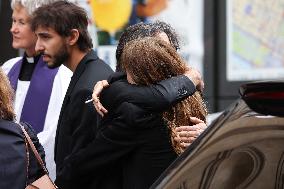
[90,0,132,33]
[75,0,204,72]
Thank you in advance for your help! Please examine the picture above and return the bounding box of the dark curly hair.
[31,0,93,52]
[149,21,180,51]
[116,21,180,71]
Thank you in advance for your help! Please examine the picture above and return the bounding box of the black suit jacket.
[54,50,114,188]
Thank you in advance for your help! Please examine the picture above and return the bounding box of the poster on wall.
[227,0,284,81]
[148,0,204,75]
[73,0,204,73]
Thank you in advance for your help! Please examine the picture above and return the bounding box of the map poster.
[227,0,284,81]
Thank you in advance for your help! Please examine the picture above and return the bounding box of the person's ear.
[68,29,79,46]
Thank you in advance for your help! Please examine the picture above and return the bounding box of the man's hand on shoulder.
[184,66,204,92]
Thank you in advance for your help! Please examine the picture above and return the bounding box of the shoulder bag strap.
[23,133,30,186]
[19,124,49,175]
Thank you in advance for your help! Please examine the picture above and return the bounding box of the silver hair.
[11,0,59,15]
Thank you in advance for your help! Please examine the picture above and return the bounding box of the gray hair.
[11,0,59,15]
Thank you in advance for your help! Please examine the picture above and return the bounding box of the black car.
[151,81,284,189]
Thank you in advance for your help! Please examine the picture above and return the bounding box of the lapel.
[66,50,98,98]
[55,50,99,156]
[60,50,98,113]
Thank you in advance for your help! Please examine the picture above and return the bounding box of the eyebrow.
[12,17,26,22]
[36,32,51,37]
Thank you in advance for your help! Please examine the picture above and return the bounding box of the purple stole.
[7,56,59,133]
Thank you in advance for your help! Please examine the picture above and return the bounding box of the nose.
[10,23,18,34]
[35,39,44,53]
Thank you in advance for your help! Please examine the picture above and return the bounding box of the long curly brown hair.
[121,37,207,154]
[0,68,15,121]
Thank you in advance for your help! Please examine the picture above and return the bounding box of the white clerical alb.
[2,57,72,181]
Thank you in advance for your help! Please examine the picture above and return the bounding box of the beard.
[47,43,69,69]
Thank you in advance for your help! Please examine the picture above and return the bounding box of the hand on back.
[174,117,207,151]
[92,80,109,117]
